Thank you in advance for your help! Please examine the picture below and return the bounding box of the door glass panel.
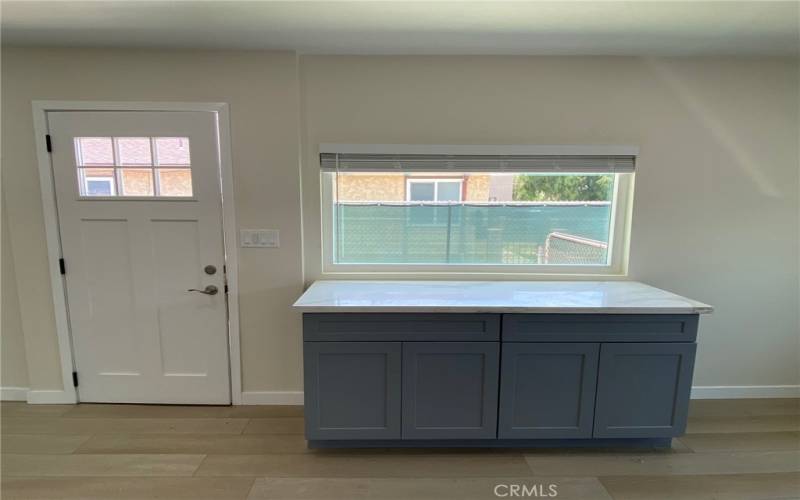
[116,137,152,166]
[77,137,114,166]
[79,168,116,196]
[157,169,193,197]
[120,168,155,196]
[155,137,191,165]
[74,137,194,198]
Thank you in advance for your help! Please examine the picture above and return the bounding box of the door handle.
[187,285,218,296]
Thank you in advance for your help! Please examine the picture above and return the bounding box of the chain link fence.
[334,203,612,265]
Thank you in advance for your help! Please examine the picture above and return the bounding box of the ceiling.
[2,1,798,56]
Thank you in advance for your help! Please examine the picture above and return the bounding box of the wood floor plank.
[599,472,800,500]
[0,477,255,499]
[242,417,305,435]
[1,402,73,417]
[76,433,310,454]
[196,452,534,477]
[2,434,91,454]
[1,417,248,434]
[61,404,235,418]
[227,405,303,418]
[60,404,303,419]
[0,453,206,476]
[679,431,800,453]
[246,477,612,499]
[524,450,800,477]
[689,398,800,418]
[686,414,800,434]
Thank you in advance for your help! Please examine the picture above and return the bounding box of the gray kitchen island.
[293,281,713,448]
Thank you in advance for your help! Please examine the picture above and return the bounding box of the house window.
[320,147,635,275]
[407,179,463,202]
[75,137,193,198]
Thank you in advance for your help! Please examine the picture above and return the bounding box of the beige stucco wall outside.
[1,50,798,397]
[336,173,491,201]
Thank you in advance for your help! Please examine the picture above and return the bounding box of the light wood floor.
[1,399,798,499]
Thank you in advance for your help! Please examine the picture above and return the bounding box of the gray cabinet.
[304,342,401,440]
[402,342,500,439]
[301,312,702,447]
[593,342,697,438]
[498,343,599,439]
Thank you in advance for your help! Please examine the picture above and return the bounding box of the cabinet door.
[304,342,401,440]
[594,343,697,438]
[402,342,499,439]
[498,343,599,439]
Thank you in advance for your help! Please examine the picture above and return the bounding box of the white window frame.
[406,178,464,202]
[322,171,634,277]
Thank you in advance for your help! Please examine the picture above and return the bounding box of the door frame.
[31,101,242,405]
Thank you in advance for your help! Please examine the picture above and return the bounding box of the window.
[320,146,636,275]
[74,136,193,197]
[406,179,463,202]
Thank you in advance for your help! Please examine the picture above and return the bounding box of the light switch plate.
[240,229,280,248]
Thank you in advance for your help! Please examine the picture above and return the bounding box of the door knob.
[187,285,218,295]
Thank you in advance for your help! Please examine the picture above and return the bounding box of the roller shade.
[320,153,635,173]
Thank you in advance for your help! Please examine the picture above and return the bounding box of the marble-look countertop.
[293,280,713,314]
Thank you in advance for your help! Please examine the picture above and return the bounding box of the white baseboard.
[691,385,800,399]
[1,387,29,401]
[26,390,76,404]
[240,391,304,405]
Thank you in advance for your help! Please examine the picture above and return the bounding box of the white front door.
[48,111,230,404]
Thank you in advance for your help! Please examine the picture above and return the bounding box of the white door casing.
[48,111,231,404]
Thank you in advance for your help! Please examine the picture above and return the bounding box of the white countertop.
[293,281,713,314]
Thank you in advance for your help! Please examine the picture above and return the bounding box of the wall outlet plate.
[240,229,280,248]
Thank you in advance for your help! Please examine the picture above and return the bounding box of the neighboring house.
[336,173,515,202]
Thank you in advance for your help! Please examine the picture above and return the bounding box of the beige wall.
[2,196,29,389]
[1,48,304,394]
[301,56,799,389]
[1,49,798,397]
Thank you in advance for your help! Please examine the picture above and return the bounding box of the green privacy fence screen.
[334,203,612,265]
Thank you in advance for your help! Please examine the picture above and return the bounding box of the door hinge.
[59,258,66,275]
[45,134,52,153]
[71,371,78,387]
[224,284,229,293]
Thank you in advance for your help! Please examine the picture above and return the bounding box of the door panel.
[402,342,499,439]
[594,343,696,438]
[499,343,599,439]
[304,342,402,440]
[49,111,230,404]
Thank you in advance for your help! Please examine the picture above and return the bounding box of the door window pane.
[79,168,116,196]
[155,137,191,165]
[157,169,193,197]
[120,168,154,196]
[77,137,114,166]
[116,138,152,166]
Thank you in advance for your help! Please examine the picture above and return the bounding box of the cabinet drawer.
[502,314,698,342]
[304,313,500,341]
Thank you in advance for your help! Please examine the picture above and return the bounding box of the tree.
[512,174,613,202]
